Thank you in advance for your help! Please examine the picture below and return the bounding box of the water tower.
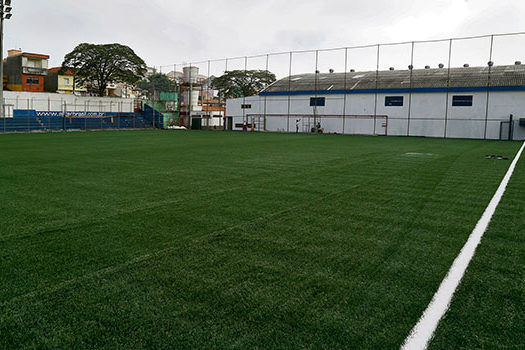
[180,66,202,128]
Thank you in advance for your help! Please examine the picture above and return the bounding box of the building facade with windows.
[226,64,525,140]
[3,50,49,92]
[45,67,88,95]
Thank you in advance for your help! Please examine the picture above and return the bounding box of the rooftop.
[47,67,77,75]
[7,52,50,60]
[262,64,525,94]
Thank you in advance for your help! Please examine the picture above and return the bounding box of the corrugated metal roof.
[262,65,525,93]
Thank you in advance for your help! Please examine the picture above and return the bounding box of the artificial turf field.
[0,130,524,349]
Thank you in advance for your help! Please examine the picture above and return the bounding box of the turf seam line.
[401,141,525,350]
[1,153,363,242]
[3,180,369,306]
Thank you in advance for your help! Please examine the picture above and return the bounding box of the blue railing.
[0,107,164,133]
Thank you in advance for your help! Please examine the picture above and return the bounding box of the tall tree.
[61,43,147,97]
[137,73,176,98]
[211,70,276,99]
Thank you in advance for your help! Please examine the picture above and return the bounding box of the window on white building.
[385,96,404,106]
[310,97,325,107]
[452,95,473,107]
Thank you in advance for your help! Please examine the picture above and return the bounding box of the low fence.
[0,105,164,134]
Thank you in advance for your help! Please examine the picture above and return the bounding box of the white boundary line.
[402,141,525,350]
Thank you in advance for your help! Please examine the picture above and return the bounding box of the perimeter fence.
[157,32,525,140]
[0,96,163,133]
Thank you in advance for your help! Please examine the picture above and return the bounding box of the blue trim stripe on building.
[259,85,525,96]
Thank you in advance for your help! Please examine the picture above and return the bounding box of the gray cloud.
[4,0,525,74]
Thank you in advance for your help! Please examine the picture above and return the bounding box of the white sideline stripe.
[401,141,525,350]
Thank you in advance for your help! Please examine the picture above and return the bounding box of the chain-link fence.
[157,32,525,140]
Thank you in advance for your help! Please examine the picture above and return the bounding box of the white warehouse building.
[226,64,525,140]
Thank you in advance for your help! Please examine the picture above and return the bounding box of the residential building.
[45,67,87,95]
[166,71,184,84]
[145,67,157,78]
[3,49,49,92]
[106,82,137,98]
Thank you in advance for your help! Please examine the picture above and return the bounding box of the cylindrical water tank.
[183,66,199,84]
[183,89,200,111]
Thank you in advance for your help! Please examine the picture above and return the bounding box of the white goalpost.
[245,114,389,135]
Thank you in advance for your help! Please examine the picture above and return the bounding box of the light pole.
[0,0,13,118]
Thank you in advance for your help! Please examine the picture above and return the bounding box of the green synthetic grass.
[429,150,525,350]
[0,130,522,349]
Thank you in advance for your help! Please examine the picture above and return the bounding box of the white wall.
[3,91,134,113]
[226,91,525,140]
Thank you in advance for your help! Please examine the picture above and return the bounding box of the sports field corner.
[1,130,524,349]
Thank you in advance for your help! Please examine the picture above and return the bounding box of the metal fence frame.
[0,98,165,134]
[157,31,525,140]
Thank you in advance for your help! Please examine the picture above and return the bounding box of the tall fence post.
[206,60,211,129]
[243,56,248,128]
[133,101,136,129]
[63,101,67,131]
[373,44,380,135]
[484,35,494,140]
[174,63,177,128]
[224,58,228,131]
[47,97,50,131]
[342,47,348,135]
[314,50,319,129]
[152,91,156,129]
[264,54,269,132]
[407,41,415,137]
[287,52,292,133]
[444,39,453,138]
[509,114,514,141]
[26,98,30,132]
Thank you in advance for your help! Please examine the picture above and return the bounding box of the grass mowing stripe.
[3,169,392,306]
[0,142,387,242]
[1,131,519,348]
[2,142,452,304]
[401,141,525,350]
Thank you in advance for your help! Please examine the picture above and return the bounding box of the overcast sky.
[5,0,525,77]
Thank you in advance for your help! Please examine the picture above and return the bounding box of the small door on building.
[226,117,233,130]
[191,117,202,130]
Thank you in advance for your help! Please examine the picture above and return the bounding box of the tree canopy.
[210,70,276,99]
[61,43,147,97]
[137,73,176,98]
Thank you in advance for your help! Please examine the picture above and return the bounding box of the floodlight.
[5,7,12,12]
[5,13,11,19]
[5,0,11,6]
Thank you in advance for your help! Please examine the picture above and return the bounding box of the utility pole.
[188,64,193,129]
[152,73,156,129]
[0,0,13,118]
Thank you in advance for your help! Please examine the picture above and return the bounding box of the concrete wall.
[3,91,134,114]
[226,92,525,140]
